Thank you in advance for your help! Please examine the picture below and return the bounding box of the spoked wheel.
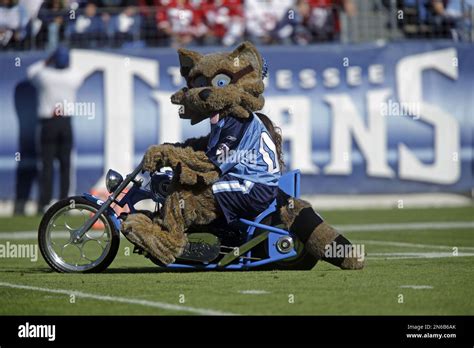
[38,196,120,273]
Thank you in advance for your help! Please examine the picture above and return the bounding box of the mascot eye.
[211,74,231,87]
[192,75,208,88]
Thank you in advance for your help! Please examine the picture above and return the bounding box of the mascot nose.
[199,89,212,101]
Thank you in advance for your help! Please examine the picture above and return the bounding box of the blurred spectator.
[202,0,244,46]
[109,3,141,46]
[0,0,22,48]
[428,0,454,38]
[38,0,68,49]
[27,46,85,214]
[188,0,210,45]
[273,0,312,45]
[3,0,472,50]
[306,0,356,42]
[400,0,455,38]
[428,0,474,40]
[0,0,42,49]
[445,0,474,41]
[137,0,161,45]
[65,1,109,47]
[245,0,293,44]
[98,0,129,6]
[155,0,207,47]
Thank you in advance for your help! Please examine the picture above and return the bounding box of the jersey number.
[259,132,280,174]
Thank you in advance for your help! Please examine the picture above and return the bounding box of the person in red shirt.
[201,0,244,46]
[155,0,208,47]
[137,0,163,45]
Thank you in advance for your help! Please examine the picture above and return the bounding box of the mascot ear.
[178,48,202,78]
[229,41,263,76]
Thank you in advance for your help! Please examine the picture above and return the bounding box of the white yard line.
[0,231,66,240]
[367,252,474,259]
[238,290,270,295]
[2,221,473,240]
[0,282,236,316]
[356,240,474,251]
[400,285,433,290]
[0,231,126,240]
[336,221,474,232]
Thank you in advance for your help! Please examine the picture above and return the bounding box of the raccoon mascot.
[121,42,364,270]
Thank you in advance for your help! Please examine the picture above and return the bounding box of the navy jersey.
[206,113,281,186]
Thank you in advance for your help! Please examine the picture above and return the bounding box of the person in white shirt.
[244,0,294,44]
[27,46,84,213]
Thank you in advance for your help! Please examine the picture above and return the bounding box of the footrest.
[177,233,221,263]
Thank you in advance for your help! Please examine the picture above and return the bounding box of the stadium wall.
[0,41,473,199]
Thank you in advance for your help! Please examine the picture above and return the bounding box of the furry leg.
[121,187,219,265]
[307,222,364,270]
[121,213,187,265]
[279,197,364,270]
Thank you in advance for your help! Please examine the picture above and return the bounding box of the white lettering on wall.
[396,48,460,184]
[323,89,394,178]
[72,50,159,189]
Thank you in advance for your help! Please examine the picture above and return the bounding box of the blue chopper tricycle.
[38,161,317,273]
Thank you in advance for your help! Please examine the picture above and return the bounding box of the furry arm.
[172,135,210,151]
[143,144,219,186]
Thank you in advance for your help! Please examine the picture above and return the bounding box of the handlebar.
[72,160,144,241]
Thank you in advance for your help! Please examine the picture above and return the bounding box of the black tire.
[265,231,318,271]
[273,247,318,271]
[38,196,120,273]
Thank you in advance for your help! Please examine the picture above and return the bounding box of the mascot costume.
[121,42,364,270]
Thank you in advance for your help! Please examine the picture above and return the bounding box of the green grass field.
[0,206,473,315]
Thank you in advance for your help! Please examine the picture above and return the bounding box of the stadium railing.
[0,0,472,52]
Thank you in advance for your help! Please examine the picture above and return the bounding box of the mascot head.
[171,41,266,125]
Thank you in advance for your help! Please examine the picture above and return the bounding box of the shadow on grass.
[1,264,335,274]
[104,267,243,274]
[4,266,300,275]
[0,267,52,274]
[0,266,213,274]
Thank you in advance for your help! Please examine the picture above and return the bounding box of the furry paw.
[176,165,198,185]
[121,213,153,253]
[121,213,152,234]
[198,171,219,185]
[175,165,219,186]
[121,213,187,265]
[340,258,365,270]
[143,145,172,172]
